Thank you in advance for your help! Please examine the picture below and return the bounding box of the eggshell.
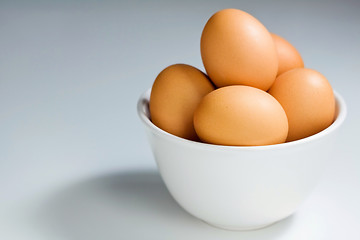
[200,9,278,91]
[193,86,288,146]
[150,64,215,141]
[271,33,304,76]
[268,68,335,142]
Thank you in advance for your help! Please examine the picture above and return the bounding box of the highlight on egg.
[149,64,215,141]
[200,9,278,91]
[268,68,335,142]
[193,85,289,146]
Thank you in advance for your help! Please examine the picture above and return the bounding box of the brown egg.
[193,86,288,146]
[200,9,278,91]
[149,64,215,141]
[268,68,335,142]
[271,33,304,76]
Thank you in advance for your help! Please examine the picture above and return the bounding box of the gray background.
[1,0,359,239]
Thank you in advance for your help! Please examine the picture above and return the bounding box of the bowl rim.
[137,88,347,151]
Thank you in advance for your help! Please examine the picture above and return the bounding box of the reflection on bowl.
[137,88,347,231]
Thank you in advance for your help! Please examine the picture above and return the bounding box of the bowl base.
[204,221,277,231]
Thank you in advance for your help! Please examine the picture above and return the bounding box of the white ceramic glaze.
[137,88,347,231]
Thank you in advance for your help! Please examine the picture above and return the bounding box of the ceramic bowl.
[137,88,346,231]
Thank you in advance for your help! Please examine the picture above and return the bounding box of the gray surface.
[0,0,359,239]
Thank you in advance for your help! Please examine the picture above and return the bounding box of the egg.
[271,33,304,76]
[193,86,288,146]
[268,68,335,142]
[200,9,278,91]
[149,64,215,141]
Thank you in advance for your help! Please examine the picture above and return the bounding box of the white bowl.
[137,88,347,231]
